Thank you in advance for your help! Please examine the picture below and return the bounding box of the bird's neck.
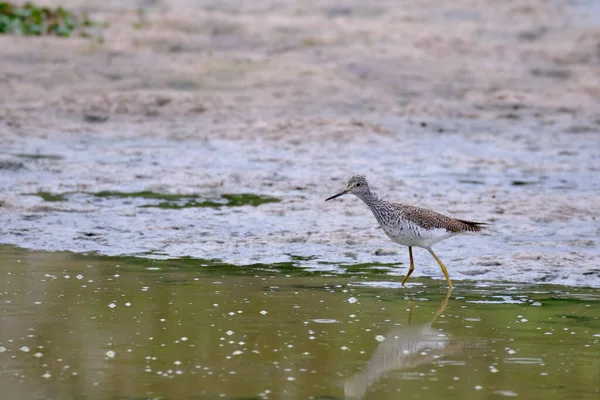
[357,191,382,207]
[356,191,388,226]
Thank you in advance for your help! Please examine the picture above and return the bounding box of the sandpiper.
[326,175,486,288]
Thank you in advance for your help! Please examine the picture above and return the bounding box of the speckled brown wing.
[395,204,486,233]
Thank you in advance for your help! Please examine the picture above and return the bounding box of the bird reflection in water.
[344,289,481,399]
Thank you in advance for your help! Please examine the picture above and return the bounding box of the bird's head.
[326,175,371,201]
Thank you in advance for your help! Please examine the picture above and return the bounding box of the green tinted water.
[0,245,598,400]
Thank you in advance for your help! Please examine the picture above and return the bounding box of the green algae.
[33,191,68,202]
[94,191,280,208]
[24,191,281,208]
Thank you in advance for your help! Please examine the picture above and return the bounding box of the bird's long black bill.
[325,190,347,201]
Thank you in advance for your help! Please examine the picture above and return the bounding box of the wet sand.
[1,0,599,286]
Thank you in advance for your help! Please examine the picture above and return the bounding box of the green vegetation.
[35,191,68,202]
[318,260,402,275]
[23,191,69,201]
[93,191,196,201]
[0,2,101,37]
[93,191,281,209]
[15,153,64,160]
[25,190,281,208]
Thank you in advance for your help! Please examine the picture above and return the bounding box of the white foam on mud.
[0,120,598,288]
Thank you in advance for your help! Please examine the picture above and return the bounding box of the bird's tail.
[456,219,488,232]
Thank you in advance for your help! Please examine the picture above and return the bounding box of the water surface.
[1,245,598,399]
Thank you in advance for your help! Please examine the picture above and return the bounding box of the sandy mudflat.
[0,0,599,286]
[1,0,599,133]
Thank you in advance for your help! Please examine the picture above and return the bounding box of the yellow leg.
[401,246,415,286]
[428,248,453,288]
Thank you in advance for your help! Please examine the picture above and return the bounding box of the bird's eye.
[356,183,361,187]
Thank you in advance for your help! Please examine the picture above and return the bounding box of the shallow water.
[1,245,598,400]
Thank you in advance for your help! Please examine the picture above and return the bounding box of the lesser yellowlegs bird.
[326,176,486,288]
